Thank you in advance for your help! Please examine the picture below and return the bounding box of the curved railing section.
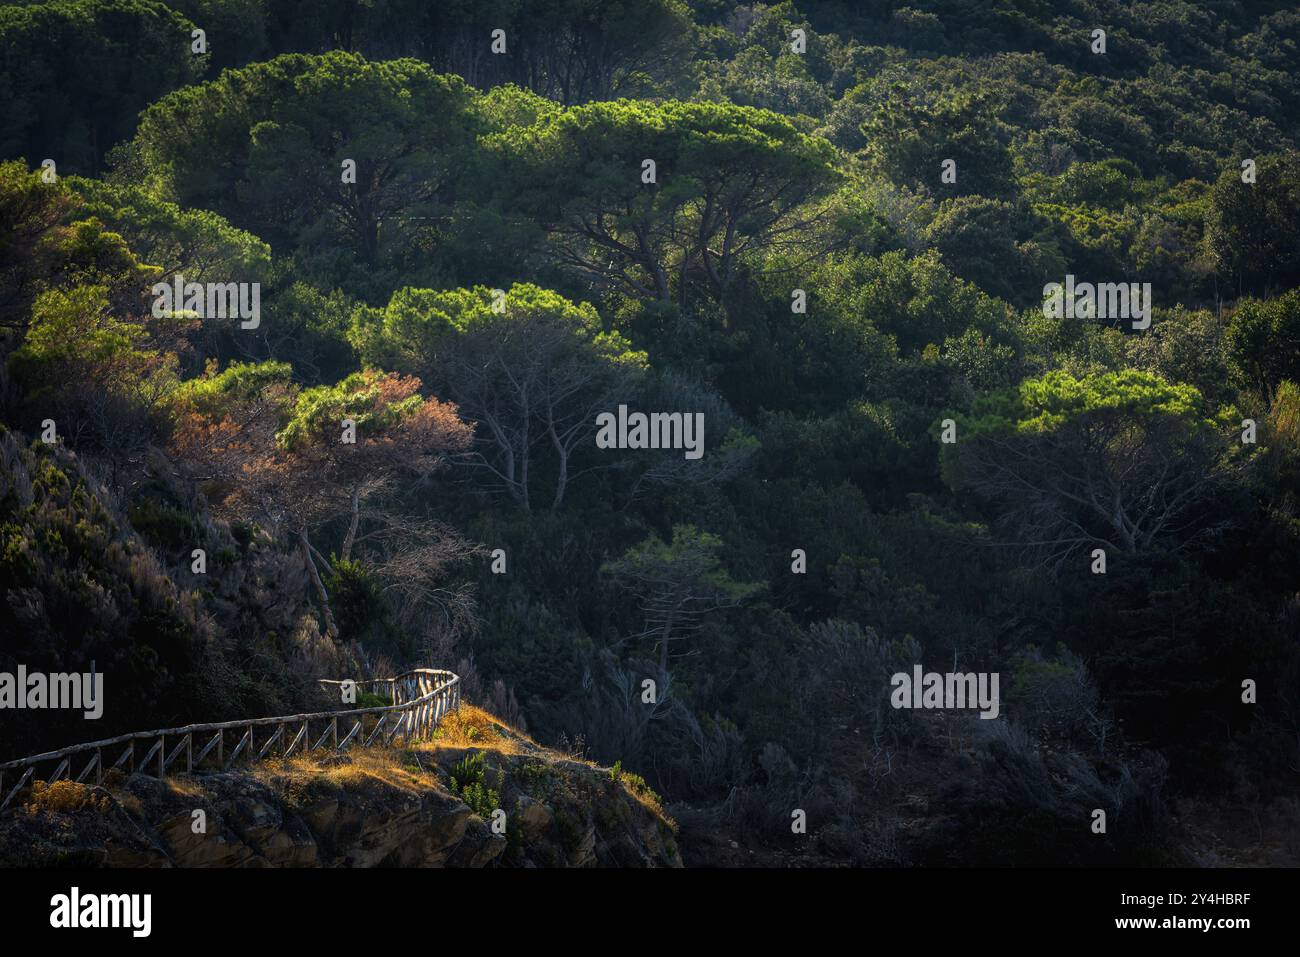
[0,668,459,813]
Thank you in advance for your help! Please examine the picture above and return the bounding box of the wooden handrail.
[0,668,460,812]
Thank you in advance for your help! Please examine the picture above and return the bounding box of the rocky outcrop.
[0,746,681,868]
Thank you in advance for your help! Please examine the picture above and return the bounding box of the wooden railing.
[0,668,459,813]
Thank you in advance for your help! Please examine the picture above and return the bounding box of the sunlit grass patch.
[254,745,439,794]
[25,779,102,814]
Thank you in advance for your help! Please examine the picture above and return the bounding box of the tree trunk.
[519,385,532,512]
[341,485,361,561]
[300,528,338,638]
[552,445,569,511]
[658,618,674,677]
[549,414,570,511]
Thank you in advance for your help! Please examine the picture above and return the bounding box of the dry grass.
[425,707,669,821]
[244,706,604,797]
[253,745,441,795]
[25,779,108,814]
[417,704,594,766]
[610,765,672,824]
[165,777,205,799]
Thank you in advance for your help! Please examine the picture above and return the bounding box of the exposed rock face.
[0,748,681,869]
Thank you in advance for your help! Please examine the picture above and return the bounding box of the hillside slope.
[0,705,680,868]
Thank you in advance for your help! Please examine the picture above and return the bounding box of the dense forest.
[2,0,1299,866]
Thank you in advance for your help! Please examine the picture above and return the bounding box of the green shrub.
[449,751,500,819]
[323,557,410,659]
[356,691,391,709]
[127,500,206,553]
